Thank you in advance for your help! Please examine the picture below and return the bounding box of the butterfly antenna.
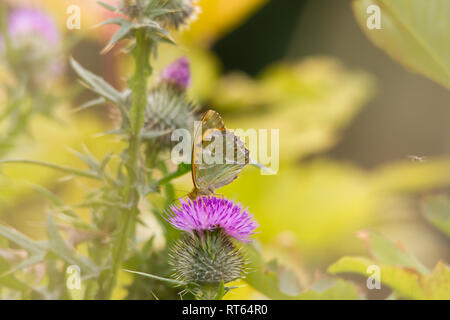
[249,158,275,175]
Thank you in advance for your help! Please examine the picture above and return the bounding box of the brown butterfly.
[188,110,249,199]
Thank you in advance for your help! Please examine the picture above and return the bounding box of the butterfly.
[188,110,249,199]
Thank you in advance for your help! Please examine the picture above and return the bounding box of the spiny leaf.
[29,183,79,219]
[97,1,118,12]
[0,224,46,254]
[141,129,172,140]
[71,58,130,128]
[70,58,124,105]
[46,214,99,276]
[101,21,133,54]
[1,252,46,277]
[72,97,107,114]
[123,269,185,286]
[0,159,102,180]
[94,17,128,28]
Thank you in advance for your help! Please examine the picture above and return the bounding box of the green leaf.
[328,256,450,299]
[72,97,107,113]
[244,244,297,299]
[0,224,46,254]
[328,256,423,299]
[141,129,172,140]
[0,225,48,278]
[70,58,124,105]
[1,252,46,277]
[244,244,359,300]
[422,262,450,299]
[0,274,31,292]
[422,196,450,238]
[152,162,191,188]
[101,21,133,54]
[215,281,225,300]
[296,279,360,300]
[0,159,102,180]
[29,184,79,219]
[277,267,301,296]
[94,17,128,28]
[71,58,130,128]
[46,214,98,276]
[352,0,450,89]
[97,1,117,12]
[360,230,429,274]
[123,269,185,286]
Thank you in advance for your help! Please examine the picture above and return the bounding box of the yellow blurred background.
[1,0,449,299]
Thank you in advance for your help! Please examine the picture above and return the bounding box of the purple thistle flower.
[166,196,258,242]
[159,57,191,90]
[7,8,60,46]
[0,7,63,79]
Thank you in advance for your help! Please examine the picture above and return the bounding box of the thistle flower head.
[167,196,259,243]
[159,57,191,90]
[167,197,257,290]
[1,8,62,80]
[7,8,60,46]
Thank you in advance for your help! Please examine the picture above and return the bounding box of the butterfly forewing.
[191,110,249,197]
[195,130,249,191]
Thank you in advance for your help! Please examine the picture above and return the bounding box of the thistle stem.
[99,29,152,299]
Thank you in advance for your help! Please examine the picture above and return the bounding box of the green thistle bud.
[118,0,144,18]
[169,230,247,288]
[143,83,197,148]
[158,0,200,30]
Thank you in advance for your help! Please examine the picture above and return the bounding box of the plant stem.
[99,29,152,299]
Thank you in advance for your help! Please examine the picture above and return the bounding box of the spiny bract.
[169,230,247,285]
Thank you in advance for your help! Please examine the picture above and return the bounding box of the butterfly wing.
[191,110,225,191]
[195,130,249,193]
[199,109,225,131]
[193,121,249,195]
[191,110,249,197]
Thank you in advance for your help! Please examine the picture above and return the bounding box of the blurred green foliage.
[0,0,449,300]
[353,0,450,89]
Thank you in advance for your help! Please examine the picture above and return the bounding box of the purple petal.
[159,57,191,90]
[8,8,60,46]
[166,196,259,242]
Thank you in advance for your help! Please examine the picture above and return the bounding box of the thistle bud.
[169,230,246,286]
[159,57,191,90]
[142,57,196,148]
[118,0,143,19]
[143,83,197,148]
[158,0,200,30]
